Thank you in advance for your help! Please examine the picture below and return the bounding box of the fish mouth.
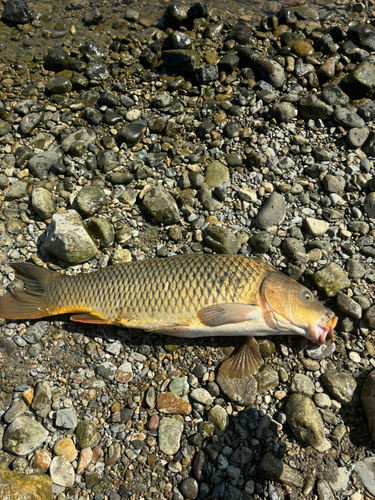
[311,313,338,345]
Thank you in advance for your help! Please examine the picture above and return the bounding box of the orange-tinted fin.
[219,336,263,378]
[197,303,259,327]
[0,263,55,320]
[70,313,108,324]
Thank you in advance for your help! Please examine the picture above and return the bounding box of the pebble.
[285,393,325,448]
[50,455,75,487]
[158,417,184,455]
[3,416,49,456]
[321,372,357,406]
[256,192,286,230]
[42,210,97,264]
[53,438,78,462]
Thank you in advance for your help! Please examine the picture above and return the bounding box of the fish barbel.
[0,254,337,377]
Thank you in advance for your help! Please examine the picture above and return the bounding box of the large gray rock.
[42,210,97,264]
[321,371,357,405]
[143,184,180,224]
[238,47,285,88]
[256,192,286,229]
[28,148,63,179]
[285,393,325,447]
[158,417,183,455]
[203,225,238,254]
[32,187,56,220]
[60,128,96,153]
[3,416,48,456]
[0,468,52,500]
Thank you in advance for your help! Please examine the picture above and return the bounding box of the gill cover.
[260,271,328,339]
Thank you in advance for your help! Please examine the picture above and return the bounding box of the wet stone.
[76,185,106,217]
[50,455,75,487]
[321,371,357,405]
[55,408,78,429]
[285,393,324,448]
[2,0,34,24]
[314,263,351,297]
[42,209,97,264]
[289,373,315,397]
[53,437,78,462]
[116,120,147,146]
[256,192,286,230]
[75,420,99,449]
[23,321,49,344]
[204,225,238,254]
[256,364,279,392]
[19,113,41,136]
[4,416,48,456]
[180,477,199,499]
[360,370,375,440]
[45,47,69,70]
[208,404,228,432]
[32,187,56,220]
[158,417,184,455]
[0,468,52,500]
[258,452,303,488]
[96,361,117,380]
[143,184,180,224]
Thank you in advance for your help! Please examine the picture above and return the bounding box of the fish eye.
[302,290,313,301]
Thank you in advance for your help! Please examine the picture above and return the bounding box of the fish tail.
[0,263,56,320]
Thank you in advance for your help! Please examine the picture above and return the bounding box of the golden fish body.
[0,254,338,377]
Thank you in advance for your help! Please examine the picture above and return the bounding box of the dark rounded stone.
[69,59,86,72]
[218,54,240,73]
[82,107,103,125]
[103,109,123,125]
[116,120,147,146]
[49,162,66,175]
[84,61,109,81]
[164,1,188,27]
[85,7,103,26]
[45,76,72,95]
[2,0,34,24]
[105,171,134,185]
[224,122,240,138]
[45,48,69,71]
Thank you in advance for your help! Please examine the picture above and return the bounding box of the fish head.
[260,272,337,345]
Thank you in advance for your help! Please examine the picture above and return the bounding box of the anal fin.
[71,313,109,324]
[219,336,263,378]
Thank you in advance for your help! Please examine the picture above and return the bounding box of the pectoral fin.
[219,336,263,378]
[197,303,260,327]
[71,313,108,324]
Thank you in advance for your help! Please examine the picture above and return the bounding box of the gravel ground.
[1,0,375,499]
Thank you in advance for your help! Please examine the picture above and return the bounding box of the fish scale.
[42,254,271,329]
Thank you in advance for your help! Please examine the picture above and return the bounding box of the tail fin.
[0,263,55,320]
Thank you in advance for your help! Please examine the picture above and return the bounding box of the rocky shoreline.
[1,0,375,499]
